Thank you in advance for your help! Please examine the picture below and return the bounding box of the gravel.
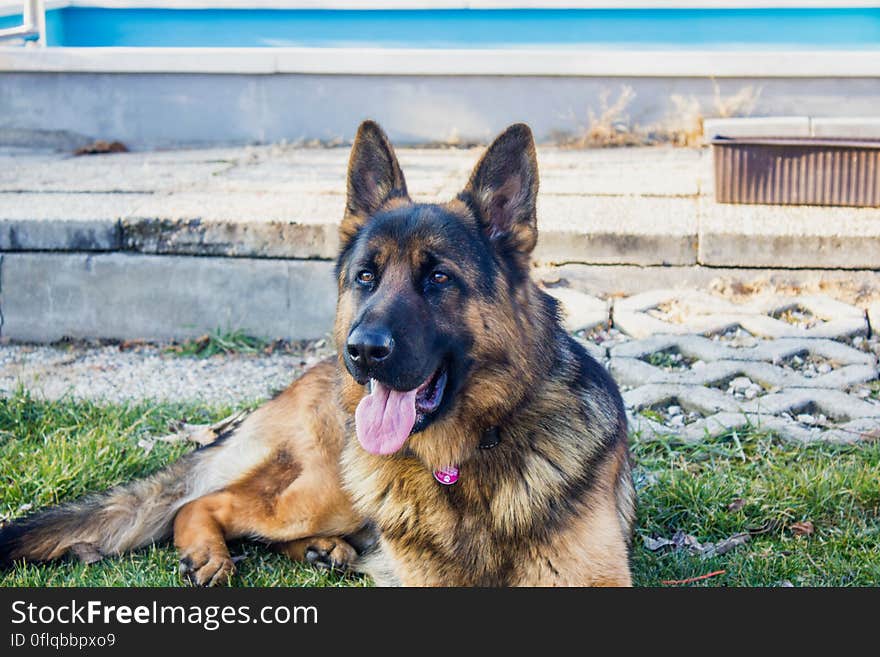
[726,375,767,400]
[0,342,335,405]
[778,352,840,378]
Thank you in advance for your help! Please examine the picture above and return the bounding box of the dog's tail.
[0,412,252,569]
[0,453,204,568]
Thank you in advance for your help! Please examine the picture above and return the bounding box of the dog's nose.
[346,326,394,368]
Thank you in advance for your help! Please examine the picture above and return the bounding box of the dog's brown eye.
[431,271,450,285]
[357,270,375,285]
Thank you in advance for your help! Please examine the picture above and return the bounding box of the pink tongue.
[355,380,418,455]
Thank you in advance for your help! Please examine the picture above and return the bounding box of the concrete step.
[4,144,879,269]
[2,144,880,342]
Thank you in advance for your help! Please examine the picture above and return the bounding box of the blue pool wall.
[1,7,879,49]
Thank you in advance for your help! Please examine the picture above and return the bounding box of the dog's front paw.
[304,537,358,571]
[178,545,235,587]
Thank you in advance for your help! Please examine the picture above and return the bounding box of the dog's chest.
[344,452,532,586]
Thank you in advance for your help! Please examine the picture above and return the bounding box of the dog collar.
[480,426,501,450]
[433,466,459,485]
[433,427,500,485]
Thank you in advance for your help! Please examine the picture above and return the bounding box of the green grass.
[166,329,269,358]
[1,390,878,587]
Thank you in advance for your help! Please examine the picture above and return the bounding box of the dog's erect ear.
[459,123,539,257]
[341,120,408,245]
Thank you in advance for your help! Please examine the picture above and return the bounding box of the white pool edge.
[5,1,880,12]
[2,46,880,76]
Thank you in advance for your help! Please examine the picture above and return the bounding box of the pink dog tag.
[433,466,459,485]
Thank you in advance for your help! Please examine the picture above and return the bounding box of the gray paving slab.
[612,289,869,339]
[703,116,811,140]
[810,117,880,138]
[0,154,232,193]
[535,146,707,197]
[624,383,741,415]
[543,287,610,332]
[2,144,878,271]
[869,302,880,335]
[123,192,343,259]
[0,192,147,251]
[630,410,879,445]
[536,264,880,301]
[698,199,880,269]
[534,195,699,266]
[740,389,880,420]
[116,192,700,263]
[610,357,878,390]
[610,335,876,366]
[0,253,336,342]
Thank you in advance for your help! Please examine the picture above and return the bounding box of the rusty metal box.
[711,136,880,207]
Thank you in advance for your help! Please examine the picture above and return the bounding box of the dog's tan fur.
[0,122,635,587]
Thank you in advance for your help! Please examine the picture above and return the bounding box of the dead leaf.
[699,532,750,558]
[727,498,745,512]
[643,536,676,551]
[70,542,104,565]
[154,410,249,448]
[859,429,880,442]
[644,530,751,559]
[119,339,149,352]
[74,140,128,156]
[672,531,704,552]
[790,521,814,536]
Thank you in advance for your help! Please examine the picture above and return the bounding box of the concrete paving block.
[703,116,811,140]
[623,383,741,415]
[610,357,877,390]
[819,418,880,444]
[682,313,867,340]
[757,294,865,320]
[698,199,880,270]
[612,310,690,340]
[810,117,880,139]
[535,196,699,266]
[787,338,878,366]
[0,253,336,342]
[572,336,608,364]
[625,411,669,440]
[537,264,880,301]
[611,335,735,360]
[124,192,344,259]
[202,158,347,195]
[0,154,229,193]
[741,389,880,420]
[611,289,869,339]
[0,193,153,250]
[202,147,474,198]
[537,147,703,197]
[543,287,610,332]
[611,335,875,366]
[631,410,878,445]
[613,289,739,315]
[612,289,738,339]
[868,303,880,336]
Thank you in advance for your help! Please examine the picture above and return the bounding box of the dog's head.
[335,121,551,465]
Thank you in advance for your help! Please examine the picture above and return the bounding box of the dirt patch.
[709,276,880,308]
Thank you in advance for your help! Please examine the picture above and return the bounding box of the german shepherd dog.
[0,122,635,586]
